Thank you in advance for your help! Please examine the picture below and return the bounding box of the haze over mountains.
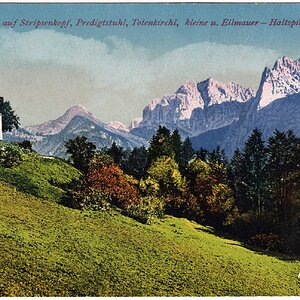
[4,56,300,157]
[4,105,147,157]
[131,56,300,155]
[191,56,300,155]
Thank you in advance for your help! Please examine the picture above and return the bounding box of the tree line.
[64,126,300,255]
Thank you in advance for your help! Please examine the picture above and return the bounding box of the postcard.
[0,2,299,297]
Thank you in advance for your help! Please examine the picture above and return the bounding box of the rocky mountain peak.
[25,104,102,135]
[129,117,142,130]
[273,56,300,71]
[140,79,204,126]
[197,78,254,107]
[257,56,300,109]
[64,104,88,115]
[176,80,198,95]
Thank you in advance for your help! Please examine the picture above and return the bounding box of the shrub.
[186,159,238,227]
[139,177,160,196]
[63,178,110,211]
[89,151,114,170]
[249,232,281,251]
[180,189,204,221]
[17,140,34,152]
[0,143,23,168]
[206,183,238,226]
[124,196,165,224]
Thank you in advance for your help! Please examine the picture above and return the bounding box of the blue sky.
[0,3,299,125]
[3,3,300,56]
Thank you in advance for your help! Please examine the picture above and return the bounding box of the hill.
[0,182,299,296]
[0,150,81,201]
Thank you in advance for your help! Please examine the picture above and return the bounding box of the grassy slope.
[0,182,299,296]
[0,154,81,201]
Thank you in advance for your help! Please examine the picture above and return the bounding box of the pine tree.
[181,137,195,167]
[107,142,124,165]
[0,97,20,132]
[195,147,208,161]
[171,129,183,166]
[148,126,174,164]
[208,146,228,185]
[208,146,228,166]
[267,129,300,227]
[65,136,96,173]
[242,128,267,214]
[124,146,148,179]
[229,148,249,212]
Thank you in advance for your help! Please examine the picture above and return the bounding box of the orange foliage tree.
[87,163,139,209]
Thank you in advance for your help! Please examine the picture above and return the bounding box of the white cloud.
[0,29,282,126]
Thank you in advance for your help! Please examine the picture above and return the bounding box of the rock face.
[143,80,204,123]
[131,78,255,139]
[191,57,300,156]
[129,117,142,131]
[198,77,254,106]
[256,56,300,109]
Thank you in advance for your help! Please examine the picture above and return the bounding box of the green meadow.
[0,154,81,201]
[1,180,299,295]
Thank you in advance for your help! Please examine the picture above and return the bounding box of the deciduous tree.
[88,163,138,209]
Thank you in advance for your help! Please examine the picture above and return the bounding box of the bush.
[124,196,165,224]
[249,233,281,251]
[63,179,110,211]
[17,140,34,152]
[147,156,186,197]
[186,159,237,227]
[0,143,23,168]
[139,177,160,196]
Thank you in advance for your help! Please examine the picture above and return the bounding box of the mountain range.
[4,56,300,157]
[131,56,300,156]
[190,56,300,155]
[4,105,147,157]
